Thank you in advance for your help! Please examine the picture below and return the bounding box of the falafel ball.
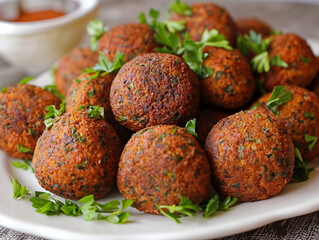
[117,125,211,215]
[259,33,317,91]
[252,86,319,161]
[172,3,238,46]
[236,18,272,37]
[98,23,159,62]
[55,47,98,96]
[205,110,294,202]
[0,84,61,160]
[196,107,229,146]
[201,47,255,110]
[32,111,122,200]
[110,53,200,131]
[65,72,132,144]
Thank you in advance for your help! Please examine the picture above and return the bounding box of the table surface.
[1,0,319,239]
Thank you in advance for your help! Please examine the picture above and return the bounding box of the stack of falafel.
[1,1,319,216]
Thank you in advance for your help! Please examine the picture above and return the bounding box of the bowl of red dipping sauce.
[0,0,100,75]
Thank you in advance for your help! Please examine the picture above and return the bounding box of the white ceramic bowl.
[0,0,100,75]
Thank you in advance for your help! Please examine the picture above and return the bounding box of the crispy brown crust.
[0,85,61,160]
[201,47,255,110]
[55,48,98,96]
[98,23,159,62]
[259,34,318,91]
[117,125,211,215]
[205,110,294,202]
[252,86,319,161]
[196,107,229,146]
[32,111,122,200]
[236,18,272,37]
[172,3,238,46]
[110,53,200,131]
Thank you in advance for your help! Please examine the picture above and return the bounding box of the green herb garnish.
[291,147,309,182]
[266,86,293,115]
[17,144,31,153]
[304,112,314,119]
[11,160,34,172]
[93,51,126,74]
[11,178,134,223]
[1,87,7,93]
[44,100,66,129]
[305,134,318,152]
[79,105,104,119]
[169,0,192,16]
[300,56,310,63]
[44,85,65,100]
[185,118,197,137]
[251,52,270,73]
[51,66,57,78]
[203,195,238,218]
[87,20,108,52]
[19,76,34,85]
[271,55,288,68]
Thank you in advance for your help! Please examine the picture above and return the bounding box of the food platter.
[0,39,318,240]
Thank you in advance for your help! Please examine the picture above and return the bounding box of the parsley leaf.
[250,52,270,73]
[201,29,232,50]
[87,20,108,52]
[266,86,293,115]
[93,51,126,74]
[169,0,192,16]
[203,195,219,218]
[44,100,66,129]
[79,105,104,119]
[157,196,202,223]
[305,134,318,152]
[155,23,181,54]
[300,56,310,63]
[219,196,238,211]
[19,76,34,85]
[44,85,65,100]
[10,177,30,199]
[51,66,57,78]
[17,144,31,153]
[11,160,34,172]
[271,55,288,68]
[237,30,272,56]
[185,118,197,137]
[291,147,309,182]
[1,87,7,93]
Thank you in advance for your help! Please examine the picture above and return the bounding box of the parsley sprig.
[251,52,270,73]
[79,105,104,119]
[93,51,126,74]
[44,85,65,100]
[87,20,108,52]
[157,195,238,223]
[11,160,34,172]
[266,86,293,115]
[19,76,34,85]
[169,0,192,16]
[11,178,134,224]
[271,55,288,68]
[305,134,318,152]
[291,147,310,182]
[44,100,66,129]
[185,118,197,137]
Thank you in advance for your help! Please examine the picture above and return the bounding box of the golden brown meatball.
[259,33,317,91]
[201,47,255,110]
[0,84,61,160]
[55,47,98,96]
[32,111,122,200]
[196,107,229,146]
[117,125,211,215]
[252,86,319,161]
[110,53,200,131]
[205,110,294,202]
[236,18,272,37]
[65,72,133,144]
[172,3,238,46]
[98,23,159,62]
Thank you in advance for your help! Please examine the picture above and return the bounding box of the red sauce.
[10,10,65,22]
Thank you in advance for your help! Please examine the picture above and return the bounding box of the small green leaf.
[87,20,108,52]
[304,112,314,119]
[44,85,65,100]
[291,147,309,182]
[118,115,128,122]
[305,134,318,152]
[185,118,197,137]
[266,86,293,115]
[44,100,66,129]
[11,160,34,172]
[271,55,288,68]
[203,195,219,218]
[219,196,238,211]
[10,177,30,199]
[300,56,310,63]
[169,0,192,16]
[93,51,126,74]
[17,144,31,153]
[1,87,7,93]
[19,76,34,85]
[251,52,270,73]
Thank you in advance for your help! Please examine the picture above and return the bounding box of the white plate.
[0,40,319,240]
